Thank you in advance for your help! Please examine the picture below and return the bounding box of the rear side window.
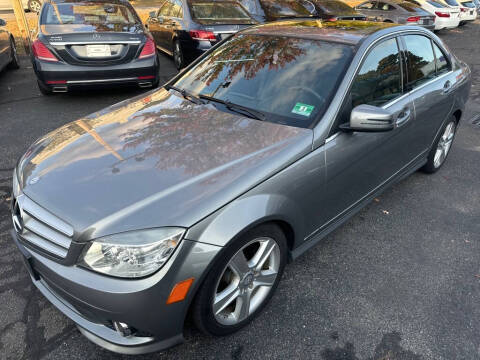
[444,0,459,5]
[172,0,183,17]
[357,1,376,9]
[351,38,402,107]
[377,2,395,10]
[403,35,436,89]
[159,0,174,16]
[433,43,451,74]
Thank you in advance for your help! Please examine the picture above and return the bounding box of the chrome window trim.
[325,132,340,144]
[382,70,453,109]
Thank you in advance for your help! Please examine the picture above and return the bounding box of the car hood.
[18,89,313,241]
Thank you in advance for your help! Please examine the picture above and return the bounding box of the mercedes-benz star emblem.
[12,199,23,233]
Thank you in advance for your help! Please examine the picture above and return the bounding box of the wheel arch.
[185,193,304,259]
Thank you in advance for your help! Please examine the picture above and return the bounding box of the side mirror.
[340,104,394,132]
[0,19,6,26]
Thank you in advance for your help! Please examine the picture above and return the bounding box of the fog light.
[113,321,132,337]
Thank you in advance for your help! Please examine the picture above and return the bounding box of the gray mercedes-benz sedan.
[10,20,471,354]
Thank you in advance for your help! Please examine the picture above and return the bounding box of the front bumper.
[32,56,159,91]
[11,229,221,354]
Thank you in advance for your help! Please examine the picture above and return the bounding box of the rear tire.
[173,40,184,71]
[7,38,20,70]
[192,223,287,336]
[37,80,53,95]
[421,116,457,174]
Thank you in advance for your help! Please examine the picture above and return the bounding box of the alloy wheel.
[29,0,42,12]
[213,237,280,326]
[434,121,456,168]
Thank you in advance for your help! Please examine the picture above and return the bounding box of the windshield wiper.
[165,85,204,105]
[199,94,266,121]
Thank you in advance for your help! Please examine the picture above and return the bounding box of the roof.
[242,19,399,45]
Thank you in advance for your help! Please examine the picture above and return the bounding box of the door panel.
[0,25,9,68]
[312,36,421,235]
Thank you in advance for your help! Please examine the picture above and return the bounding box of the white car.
[407,0,461,29]
[438,0,475,23]
[0,0,42,12]
[459,0,478,20]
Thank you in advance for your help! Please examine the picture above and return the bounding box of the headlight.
[79,228,185,278]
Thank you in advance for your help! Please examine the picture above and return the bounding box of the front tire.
[173,40,184,71]
[422,116,457,173]
[192,223,287,336]
[7,38,20,70]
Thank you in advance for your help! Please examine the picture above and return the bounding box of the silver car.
[10,20,471,354]
[356,0,436,29]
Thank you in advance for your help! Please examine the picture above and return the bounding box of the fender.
[185,193,305,250]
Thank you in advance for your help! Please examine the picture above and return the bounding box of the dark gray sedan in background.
[356,0,436,29]
[10,20,470,354]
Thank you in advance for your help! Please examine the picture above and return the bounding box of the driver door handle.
[443,80,452,94]
[396,107,411,126]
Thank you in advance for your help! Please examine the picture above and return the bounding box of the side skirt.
[289,153,428,261]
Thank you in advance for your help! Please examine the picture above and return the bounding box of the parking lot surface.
[1,24,480,360]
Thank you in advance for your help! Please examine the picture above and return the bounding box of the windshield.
[40,2,139,29]
[443,0,459,6]
[258,0,313,20]
[315,0,356,13]
[189,2,251,20]
[173,34,353,128]
[427,1,446,7]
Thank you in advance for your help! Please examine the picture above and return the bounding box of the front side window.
[174,34,353,128]
[351,38,402,108]
[433,43,451,74]
[403,35,436,89]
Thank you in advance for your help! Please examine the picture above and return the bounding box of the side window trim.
[431,40,452,74]
[400,34,454,94]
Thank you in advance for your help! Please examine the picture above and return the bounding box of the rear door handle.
[396,108,411,126]
[443,80,452,94]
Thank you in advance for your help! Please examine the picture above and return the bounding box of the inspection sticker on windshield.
[292,103,315,117]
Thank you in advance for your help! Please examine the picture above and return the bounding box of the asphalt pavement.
[1,24,480,360]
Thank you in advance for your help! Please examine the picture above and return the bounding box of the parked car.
[472,0,480,13]
[309,0,367,20]
[437,0,472,24]
[0,0,41,12]
[146,0,257,70]
[0,18,20,72]
[355,0,436,29]
[31,0,159,94]
[459,0,478,20]
[10,19,471,354]
[406,0,461,30]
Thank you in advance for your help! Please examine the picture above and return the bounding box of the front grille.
[12,195,74,258]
